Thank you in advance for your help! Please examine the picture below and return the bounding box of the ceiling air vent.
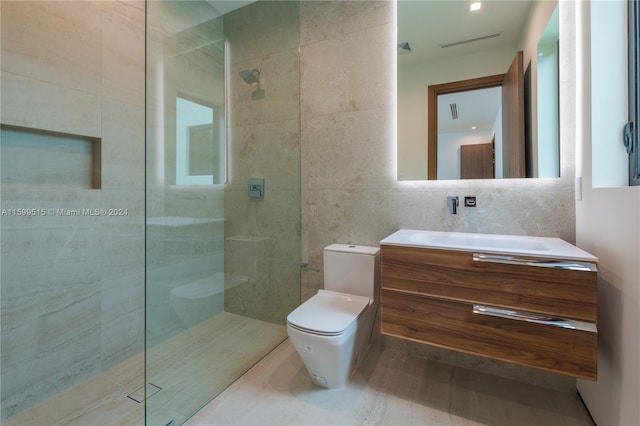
[450,103,459,120]
[441,32,501,49]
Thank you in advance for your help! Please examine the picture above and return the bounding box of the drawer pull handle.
[472,305,597,333]
[473,253,597,272]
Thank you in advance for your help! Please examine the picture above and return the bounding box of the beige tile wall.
[144,0,227,346]
[0,1,145,420]
[299,0,576,391]
[222,1,301,324]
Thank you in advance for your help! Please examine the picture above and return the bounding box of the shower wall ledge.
[146,217,224,227]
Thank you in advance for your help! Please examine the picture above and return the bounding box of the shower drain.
[127,382,162,403]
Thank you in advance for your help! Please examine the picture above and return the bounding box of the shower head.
[239,69,260,84]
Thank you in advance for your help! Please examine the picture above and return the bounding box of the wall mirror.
[397,0,559,181]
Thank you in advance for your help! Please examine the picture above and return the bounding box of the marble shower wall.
[299,1,576,391]
[222,1,301,324]
[145,1,227,346]
[0,1,145,420]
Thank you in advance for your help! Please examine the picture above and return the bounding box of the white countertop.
[380,229,598,262]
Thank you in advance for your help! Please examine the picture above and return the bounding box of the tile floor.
[3,312,286,426]
[4,316,595,426]
[2,351,145,426]
[187,340,595,426]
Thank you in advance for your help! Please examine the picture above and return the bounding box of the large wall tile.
[225,1,299,66]
[0,1,102,95]
[101,1,145,106]
[466,184,576,242]
[1,1,145,420]
[101,306,144,369]
[300,1,392,46]
[223,1,301,322]
[300,23,395,118]
[227,120,300,191]
[302,107,394,190]
[228,48,300,128]
[0,283,102,419]
[1,72,101,138]
[101,98,145,190]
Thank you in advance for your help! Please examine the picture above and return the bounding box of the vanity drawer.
[380,289,597,380]
[381,245,597,322]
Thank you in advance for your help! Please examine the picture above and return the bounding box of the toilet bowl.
[170,272,249,327]
[287,244,380,388]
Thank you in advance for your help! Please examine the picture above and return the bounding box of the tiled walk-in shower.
[1,1,300,424]
[3,314,284,425]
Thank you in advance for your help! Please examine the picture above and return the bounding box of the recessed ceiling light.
[469,2,482,12]
[471,126,477,130]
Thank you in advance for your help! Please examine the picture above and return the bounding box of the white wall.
[492,106,504,178]
[537,37,560,178]
[397,47,515,180]
[398,0,558,181]
[590,0,629,188]
[573,1,640,425]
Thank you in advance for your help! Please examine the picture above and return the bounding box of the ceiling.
[397,0,534,66]
[205,1,255,16]
[165,0,254,34]
[437,86,501,134]
[398,1,536,136]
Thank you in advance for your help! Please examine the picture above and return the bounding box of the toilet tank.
[323,244,380,300]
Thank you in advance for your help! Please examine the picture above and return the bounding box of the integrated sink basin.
[407,231,548,252]
[381,229,598,262]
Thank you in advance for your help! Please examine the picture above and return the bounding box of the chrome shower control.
[248,178,264,198]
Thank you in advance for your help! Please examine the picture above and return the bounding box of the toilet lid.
[287,290,370,335]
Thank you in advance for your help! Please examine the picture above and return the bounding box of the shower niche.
[0,124,102,189]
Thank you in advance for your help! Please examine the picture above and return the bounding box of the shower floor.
[3,312,286,426]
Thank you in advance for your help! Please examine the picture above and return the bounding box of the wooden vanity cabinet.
[380,244,598,381]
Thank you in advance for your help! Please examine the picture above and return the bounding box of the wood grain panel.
[381,245,597,322]
[461,142,495,179]
[502,51,526,178]
[380,290,597,380]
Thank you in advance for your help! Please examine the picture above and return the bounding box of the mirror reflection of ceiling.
[437,87,501,134]
[166,1,254,33]
[397,1,534,66]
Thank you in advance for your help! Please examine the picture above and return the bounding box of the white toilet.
[287,244,380,388]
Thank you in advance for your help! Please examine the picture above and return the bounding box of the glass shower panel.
[1,1,145,424]
[145,1,300,424]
